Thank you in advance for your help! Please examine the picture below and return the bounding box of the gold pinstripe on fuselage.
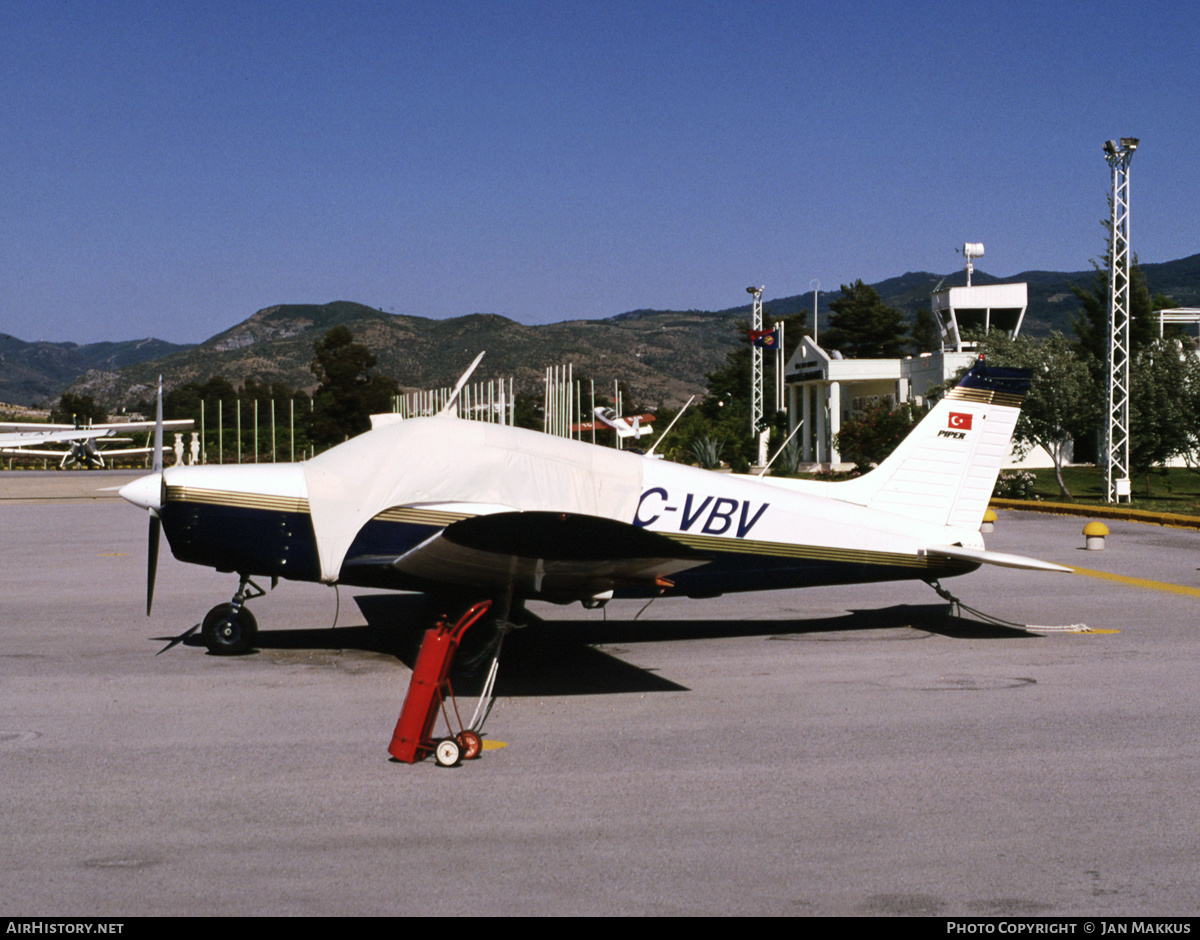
[670,532,970,571]
[166,486,309,514]
[164,489,968,574]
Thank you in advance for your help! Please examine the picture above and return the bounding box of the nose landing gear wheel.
[201,603,258,655]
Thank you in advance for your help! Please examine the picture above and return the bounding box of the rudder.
[834,358,1031,529]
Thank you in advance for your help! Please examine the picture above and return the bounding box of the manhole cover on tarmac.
[883,674,1037,692]
[82,856,161,870]
[0,730,41,744]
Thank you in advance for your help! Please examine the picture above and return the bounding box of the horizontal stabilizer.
[925,544,1072,573]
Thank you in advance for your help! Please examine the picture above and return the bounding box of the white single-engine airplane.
[572,407,656,440]
[120,356,1067,656]
[1,417,193,469]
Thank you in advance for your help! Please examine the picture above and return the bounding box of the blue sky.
[2,0,1196,344]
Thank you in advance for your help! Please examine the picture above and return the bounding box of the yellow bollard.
[1083,521,1109,551]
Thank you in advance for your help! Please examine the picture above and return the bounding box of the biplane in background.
[1,416,193,469]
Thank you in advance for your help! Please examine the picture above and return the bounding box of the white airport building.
[784,279,1038,468]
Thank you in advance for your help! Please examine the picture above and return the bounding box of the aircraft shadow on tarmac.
[169,593,1033,697]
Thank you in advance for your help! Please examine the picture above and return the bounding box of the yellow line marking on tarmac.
[481,740,507,751]
[1071,566,1200,598]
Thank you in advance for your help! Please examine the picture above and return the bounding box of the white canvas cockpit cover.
[302,416,646,582]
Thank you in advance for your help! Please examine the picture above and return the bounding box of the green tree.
[511,390,543,431]
[1072,260,1164,362]
[822,280,908,358]
[237,378,313,460]
[974,331,1099,499]
[910,307,942,354]
[51,393,108,426]
[162,375,312,463]
[654,311,801,468]
[834,399,920,474]
[163,376,239,422]
[689,322,752,463]
[1071,212,1179,363]
[1129,339,1200,493]
[1069,218,1184,467]
[308,326,400,447]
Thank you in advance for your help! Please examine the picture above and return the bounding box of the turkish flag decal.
[949,412,973,430]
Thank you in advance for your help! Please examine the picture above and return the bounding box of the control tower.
[932,244,1027,352]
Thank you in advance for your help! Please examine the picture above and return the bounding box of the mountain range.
[4,253,1199,412]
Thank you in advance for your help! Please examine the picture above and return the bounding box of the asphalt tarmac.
[2,471,1199,916]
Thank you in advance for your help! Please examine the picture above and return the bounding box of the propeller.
[147,376,164,615]
[117,375,169,617]
[147,515,160,615]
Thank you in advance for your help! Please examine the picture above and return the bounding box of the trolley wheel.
[457,730,483,760]
[434,738,461,767]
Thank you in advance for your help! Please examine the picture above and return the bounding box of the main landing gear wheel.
[434,738,462,767]
[456,730,483,760]
[201,603,258,656]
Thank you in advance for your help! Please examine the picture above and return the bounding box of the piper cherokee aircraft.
[120,356,1067,655]
[1,416,193,469]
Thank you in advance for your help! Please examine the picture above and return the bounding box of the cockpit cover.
[302,416,645,582]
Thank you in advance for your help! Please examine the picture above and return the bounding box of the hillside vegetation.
[3,252,1197,409]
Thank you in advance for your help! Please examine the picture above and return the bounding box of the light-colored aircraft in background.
[1,417,193,469]
[572,407,656,440]
[120,354,1067,657]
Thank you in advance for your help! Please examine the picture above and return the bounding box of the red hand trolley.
[387,599,492,766]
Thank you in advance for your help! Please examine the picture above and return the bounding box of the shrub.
[993,470,1037,499]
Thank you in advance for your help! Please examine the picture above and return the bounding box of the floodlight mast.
[748,285,764,438]
[1103,137,1138,503]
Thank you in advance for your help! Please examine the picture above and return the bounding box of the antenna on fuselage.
[757,420,803,476]
[438,351,486,417]
[644,395,695,457]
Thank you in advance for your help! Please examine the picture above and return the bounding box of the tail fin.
[833,358,1030,529]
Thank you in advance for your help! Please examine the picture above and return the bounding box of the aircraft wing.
[0,447,79,457]
[98,419,193,433]
[344,510,710,599]
[0,420,191,440]
[924,544,1072,573]
[91,447,153,457]
[0,422,73,433]
[0,428,119,448]
[1,418,193,454]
